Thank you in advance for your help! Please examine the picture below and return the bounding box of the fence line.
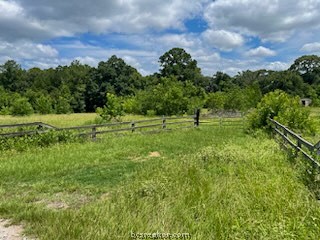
[269,118,320,169]
[200,111,244,127]
[0,112,200,140]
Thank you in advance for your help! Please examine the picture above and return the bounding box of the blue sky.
[1,0,320,76]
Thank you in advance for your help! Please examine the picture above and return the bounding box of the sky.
[1,0,320,76]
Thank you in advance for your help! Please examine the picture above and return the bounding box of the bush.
[123,97,140,114]
[34,95,54,114]
[247,90,315,134]
[55,96,72,114]
[0,130,79,152]
[11,97,34,116]
[96,93,124,122]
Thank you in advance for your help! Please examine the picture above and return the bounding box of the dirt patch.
[34,192,91,209]
[148,151,161,157]
[0,219,24,240]
[129,151,162,162]
[100,192,111,200]
[46,201,69,210]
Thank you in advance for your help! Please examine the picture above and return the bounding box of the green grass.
[1,122,320,239]
[0,113,158,128]
[0,113,97,127]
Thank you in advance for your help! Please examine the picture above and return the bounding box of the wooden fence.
[270,118,320,169]
[0,112,200,140]
[200,111,244,127]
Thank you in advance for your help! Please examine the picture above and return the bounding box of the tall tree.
[289,55,320,85]
[86,55,143,112]
[0,60,26,92]
[159,48,201,84]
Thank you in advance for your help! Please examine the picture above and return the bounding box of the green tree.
[259,71,307,96]
[207,71,234,92]
[206,92,227,110]
[55,96,72,114]
[159,48,201,84]
[289,55,320,85]
[0,60,26,92]
[96,93,124,122]
[87,56,144,112]
[11,97,34,116]
[289,55,320,74]
[247,90,315,134]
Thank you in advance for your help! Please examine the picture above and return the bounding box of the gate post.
[194,108,200,127]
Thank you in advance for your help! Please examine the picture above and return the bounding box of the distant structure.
[300,98,312,107]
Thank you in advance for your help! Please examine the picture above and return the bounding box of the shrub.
[11,97,34,116]
[34,95,54,114]
[123,97,140,114]
[55,96,72,114]
[247,90,315,134]
[96,93,124,122]
[0,130,79,152]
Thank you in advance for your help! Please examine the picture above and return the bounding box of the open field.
[0,113,159,128]
[1,117,320,239]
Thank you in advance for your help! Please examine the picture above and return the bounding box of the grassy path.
[0,125,320,239]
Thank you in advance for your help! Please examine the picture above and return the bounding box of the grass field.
[1,113,320,239]
[0,113,158,128]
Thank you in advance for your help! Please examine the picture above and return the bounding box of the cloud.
[0,0,208,42]
[156,34,197,48]
[301,42,320,52]
[246,46,276,58]
[204,0,320,42]
[0,41,58,59]
[202,29,244,51]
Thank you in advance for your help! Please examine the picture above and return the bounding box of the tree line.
[1,48,320,116]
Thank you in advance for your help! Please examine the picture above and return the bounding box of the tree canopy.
[1,49,320,116]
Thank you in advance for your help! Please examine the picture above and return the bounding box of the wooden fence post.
[131,121,135,133]
[92,127,96,141]
[194,108,200,127]
[162,116,166,129]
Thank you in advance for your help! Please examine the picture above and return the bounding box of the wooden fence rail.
[269,118,320,169]
[0,113,199,140]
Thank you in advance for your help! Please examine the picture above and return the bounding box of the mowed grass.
[1,120,320,239]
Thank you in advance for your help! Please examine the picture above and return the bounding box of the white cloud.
[0,41,58,59]
[202,29,244,51]
[0,1,23,17]
[246,46,276,58]
[301,42,320,52]
[204,0,320,42]
[157,34,197,48]
[0,0,208,42]
[266,61,289,71]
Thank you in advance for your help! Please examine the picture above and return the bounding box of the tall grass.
[0,123,320,239]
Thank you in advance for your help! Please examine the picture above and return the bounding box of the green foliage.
[55,96,72,114]
[289,55,320,73]
[159,48,201,84]
[206,86,261,112]
[247,90,315,134]
[34,94,54,114]
[122,97,140,114]
[0,130,78,151]
[131,77,206,116]
[11,97,34,116]
[2,53,320,117]
[96,93,124,121]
